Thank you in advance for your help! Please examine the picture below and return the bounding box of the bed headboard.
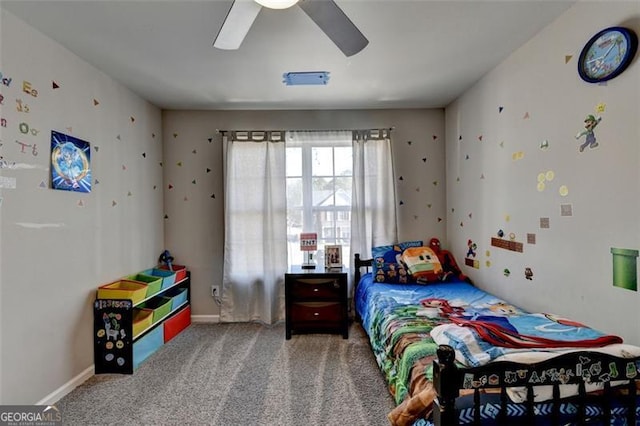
[353,253,373,286]
[353,253,372,322]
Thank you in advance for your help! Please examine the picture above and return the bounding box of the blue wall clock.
[578,26,637,83]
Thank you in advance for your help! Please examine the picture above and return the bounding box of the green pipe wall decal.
[611,247,639,291]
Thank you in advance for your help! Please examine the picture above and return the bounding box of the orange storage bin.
[159,264,187,282]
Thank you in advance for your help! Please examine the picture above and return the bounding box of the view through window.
[286,133,352,268]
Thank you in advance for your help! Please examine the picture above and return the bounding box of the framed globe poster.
[50,130,92,193]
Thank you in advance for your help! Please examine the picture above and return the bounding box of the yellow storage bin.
[132,308,154,338]
[125,273,163,298]
[97,280,148,305]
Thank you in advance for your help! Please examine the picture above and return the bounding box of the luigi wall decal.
[575,114,602,152]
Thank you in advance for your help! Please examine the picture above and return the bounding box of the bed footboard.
[433,344,639,425]
[433,345,461,425]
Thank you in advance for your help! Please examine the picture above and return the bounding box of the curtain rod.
[216,127,394,134]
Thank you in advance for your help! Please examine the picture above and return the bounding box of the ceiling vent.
[282,71,330,86]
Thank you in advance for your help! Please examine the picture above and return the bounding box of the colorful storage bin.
[138,297,172,323]
[164,306,191,343]
[142,268,177,290]
[133,324,164,369]
[132,308,154,338]
[165,287,188,311]
[97,280,148,305]
[158,264,187,282]
[125,273,163,298]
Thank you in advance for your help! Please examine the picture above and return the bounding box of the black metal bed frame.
[353,253,640,425]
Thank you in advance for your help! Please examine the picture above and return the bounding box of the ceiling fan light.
[255,0,299,10]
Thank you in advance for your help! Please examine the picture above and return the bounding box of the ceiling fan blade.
[213,0,262,50]
[298,0,369,57]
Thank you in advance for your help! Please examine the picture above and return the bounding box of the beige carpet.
[56,322,395,425]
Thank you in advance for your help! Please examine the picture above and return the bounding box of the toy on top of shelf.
[159,250,175,271]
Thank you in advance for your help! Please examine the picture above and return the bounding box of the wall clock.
[577,26,638,83]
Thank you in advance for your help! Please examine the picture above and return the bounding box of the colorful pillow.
[401,246,443,283]
[372,240,423,284]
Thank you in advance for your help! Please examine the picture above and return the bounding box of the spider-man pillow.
[371,240,423,284]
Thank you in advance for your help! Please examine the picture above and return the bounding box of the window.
[221,128,395,322]
[286,131,352,267]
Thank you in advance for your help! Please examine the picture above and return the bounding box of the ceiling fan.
[213,0,369,57]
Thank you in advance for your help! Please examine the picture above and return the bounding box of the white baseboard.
[35,317,217,405]
[36,365,94,406]
[191,315,220,323]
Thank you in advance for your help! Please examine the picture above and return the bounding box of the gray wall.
[4,0,638,407]
[445,1,640,345]
[161,109,447,319]
[1,8,447,402]
[1,10,164,404]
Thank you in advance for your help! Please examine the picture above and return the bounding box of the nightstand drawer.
[285,270,348,339]
[291,302,343,323]
[291,278,342,299]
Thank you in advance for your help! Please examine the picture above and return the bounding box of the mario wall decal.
[465,239,479,269]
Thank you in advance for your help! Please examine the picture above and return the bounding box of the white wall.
[161,109,446,318]
[446,1,640,344]
[0,10,164,404]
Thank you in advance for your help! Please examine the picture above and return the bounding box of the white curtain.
[221,134,287,324]
[350,129,398,259]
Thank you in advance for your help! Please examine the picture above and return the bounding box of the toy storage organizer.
[93,269,191,374]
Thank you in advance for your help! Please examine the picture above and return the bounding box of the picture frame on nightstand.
[324,245,342,269]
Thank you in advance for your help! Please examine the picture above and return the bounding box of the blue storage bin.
[143,268,177,290]
[165,287,188,311]
[133,324,163,369]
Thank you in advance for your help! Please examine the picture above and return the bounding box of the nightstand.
[285,267,348,340]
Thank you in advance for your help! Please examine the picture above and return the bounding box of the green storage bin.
[138,297,172,323]
[125,273,163,298]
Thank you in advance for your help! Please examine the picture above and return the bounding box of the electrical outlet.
[211,285,220,298]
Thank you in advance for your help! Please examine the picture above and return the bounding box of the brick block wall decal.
[465,258,480,268]
[491,237,523,253]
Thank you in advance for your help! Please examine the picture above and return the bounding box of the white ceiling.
[1,0,575,110]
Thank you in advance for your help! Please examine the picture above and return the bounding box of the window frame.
[286,136,352,266]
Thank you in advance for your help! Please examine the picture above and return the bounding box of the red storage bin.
[159,264,187,282]
[163,306,191,343]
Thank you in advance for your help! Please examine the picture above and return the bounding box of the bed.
[353,251,640,426]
